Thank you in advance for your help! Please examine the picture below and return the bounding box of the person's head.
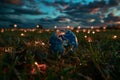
[56,29,65,37]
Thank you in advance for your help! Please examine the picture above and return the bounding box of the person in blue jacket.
[49,29,78,55]
[49,30,65,55]
[63,30,78,52]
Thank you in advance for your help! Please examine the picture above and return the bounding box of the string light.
[14,24,17,28]
[87,30,91,34]
[83,29,86,32]
[54,26,57,29]
[76,30,79,33]
[33,61,47,74]
[35,41,40,45]
[42,42,45,46]
[87,37,93,42]
[35,62,38,66]
[1,29,4,33]
[67,26,70,29]
[45,29,50,32]
[112,35,117,39]
[96,29,100,32]
[24,30,27,32]
[36,25,39,28]
[38,30,42,33]
[91,26,94,29]
[20,33,25,36]
[92,31,95,34]
[78,26,81,29]
[103,26,106,30]
[4,47,13,53]
[84,35,87,38]
[31,29,35,32]
[11,29,15,32]
[80,63,82,66]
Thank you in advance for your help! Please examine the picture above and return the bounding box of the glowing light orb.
[42,42,45,46]
[112,35,117,39]
[36,25,39,28]
[78,26,81,29]
[92,31,95,34]
[84,35,87,38]
[54,26,57,29]
[14,24,17,28]
[20,33,25,36]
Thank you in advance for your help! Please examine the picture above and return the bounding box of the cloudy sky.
[0,0,120,28]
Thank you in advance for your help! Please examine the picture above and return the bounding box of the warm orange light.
[36,25,39,28]
[14,24,17,28]
[103,26,106,30]
[92,31,95,34]
[84,35,87,38]
[112,35,117,39]
[87,37,93,42]
[33,61,47,73]
[67,26,70,29]
[87,30,91,34]
[83,29,86,32]
[11,29,15,32]
[42,42,45,46]
[35,41,39,45]
[24,30,27,32]
[54,26,57,29]
[35,62,38,66]
[1,29,4,33]
[31,29,35,32]
[45,29,50,32]
[76,30,79,33]
[38,30,42,33]
[20,33,25,36]
[91,26,94,29]
[96,29,100,32]
[78,26,81,29]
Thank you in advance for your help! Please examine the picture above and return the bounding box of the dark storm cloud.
[60,0,120,26]
[60,1,105,26]
[0,2,45,15]
[38,0,120,27]
[0,15,39,28]
[0,0,47,28]
[0,0,47,19]
[0,15,40,28]
[41,1,56,7]
[0,0,120,28]
[53,16,71,21]
[54,1,69,6]
[63,0,117,14]
[108,0,119,6]
[39,15,72,24]
[104,13,120,22]
[38,14,83,28]
[42,0,69,6]
[0,8,45,15]
[0,15,22,24]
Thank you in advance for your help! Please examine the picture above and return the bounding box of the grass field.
[0,28,120,80]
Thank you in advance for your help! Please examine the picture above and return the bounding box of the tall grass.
[0,29,120,80]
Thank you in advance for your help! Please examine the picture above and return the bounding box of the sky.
[0,0,120,28]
